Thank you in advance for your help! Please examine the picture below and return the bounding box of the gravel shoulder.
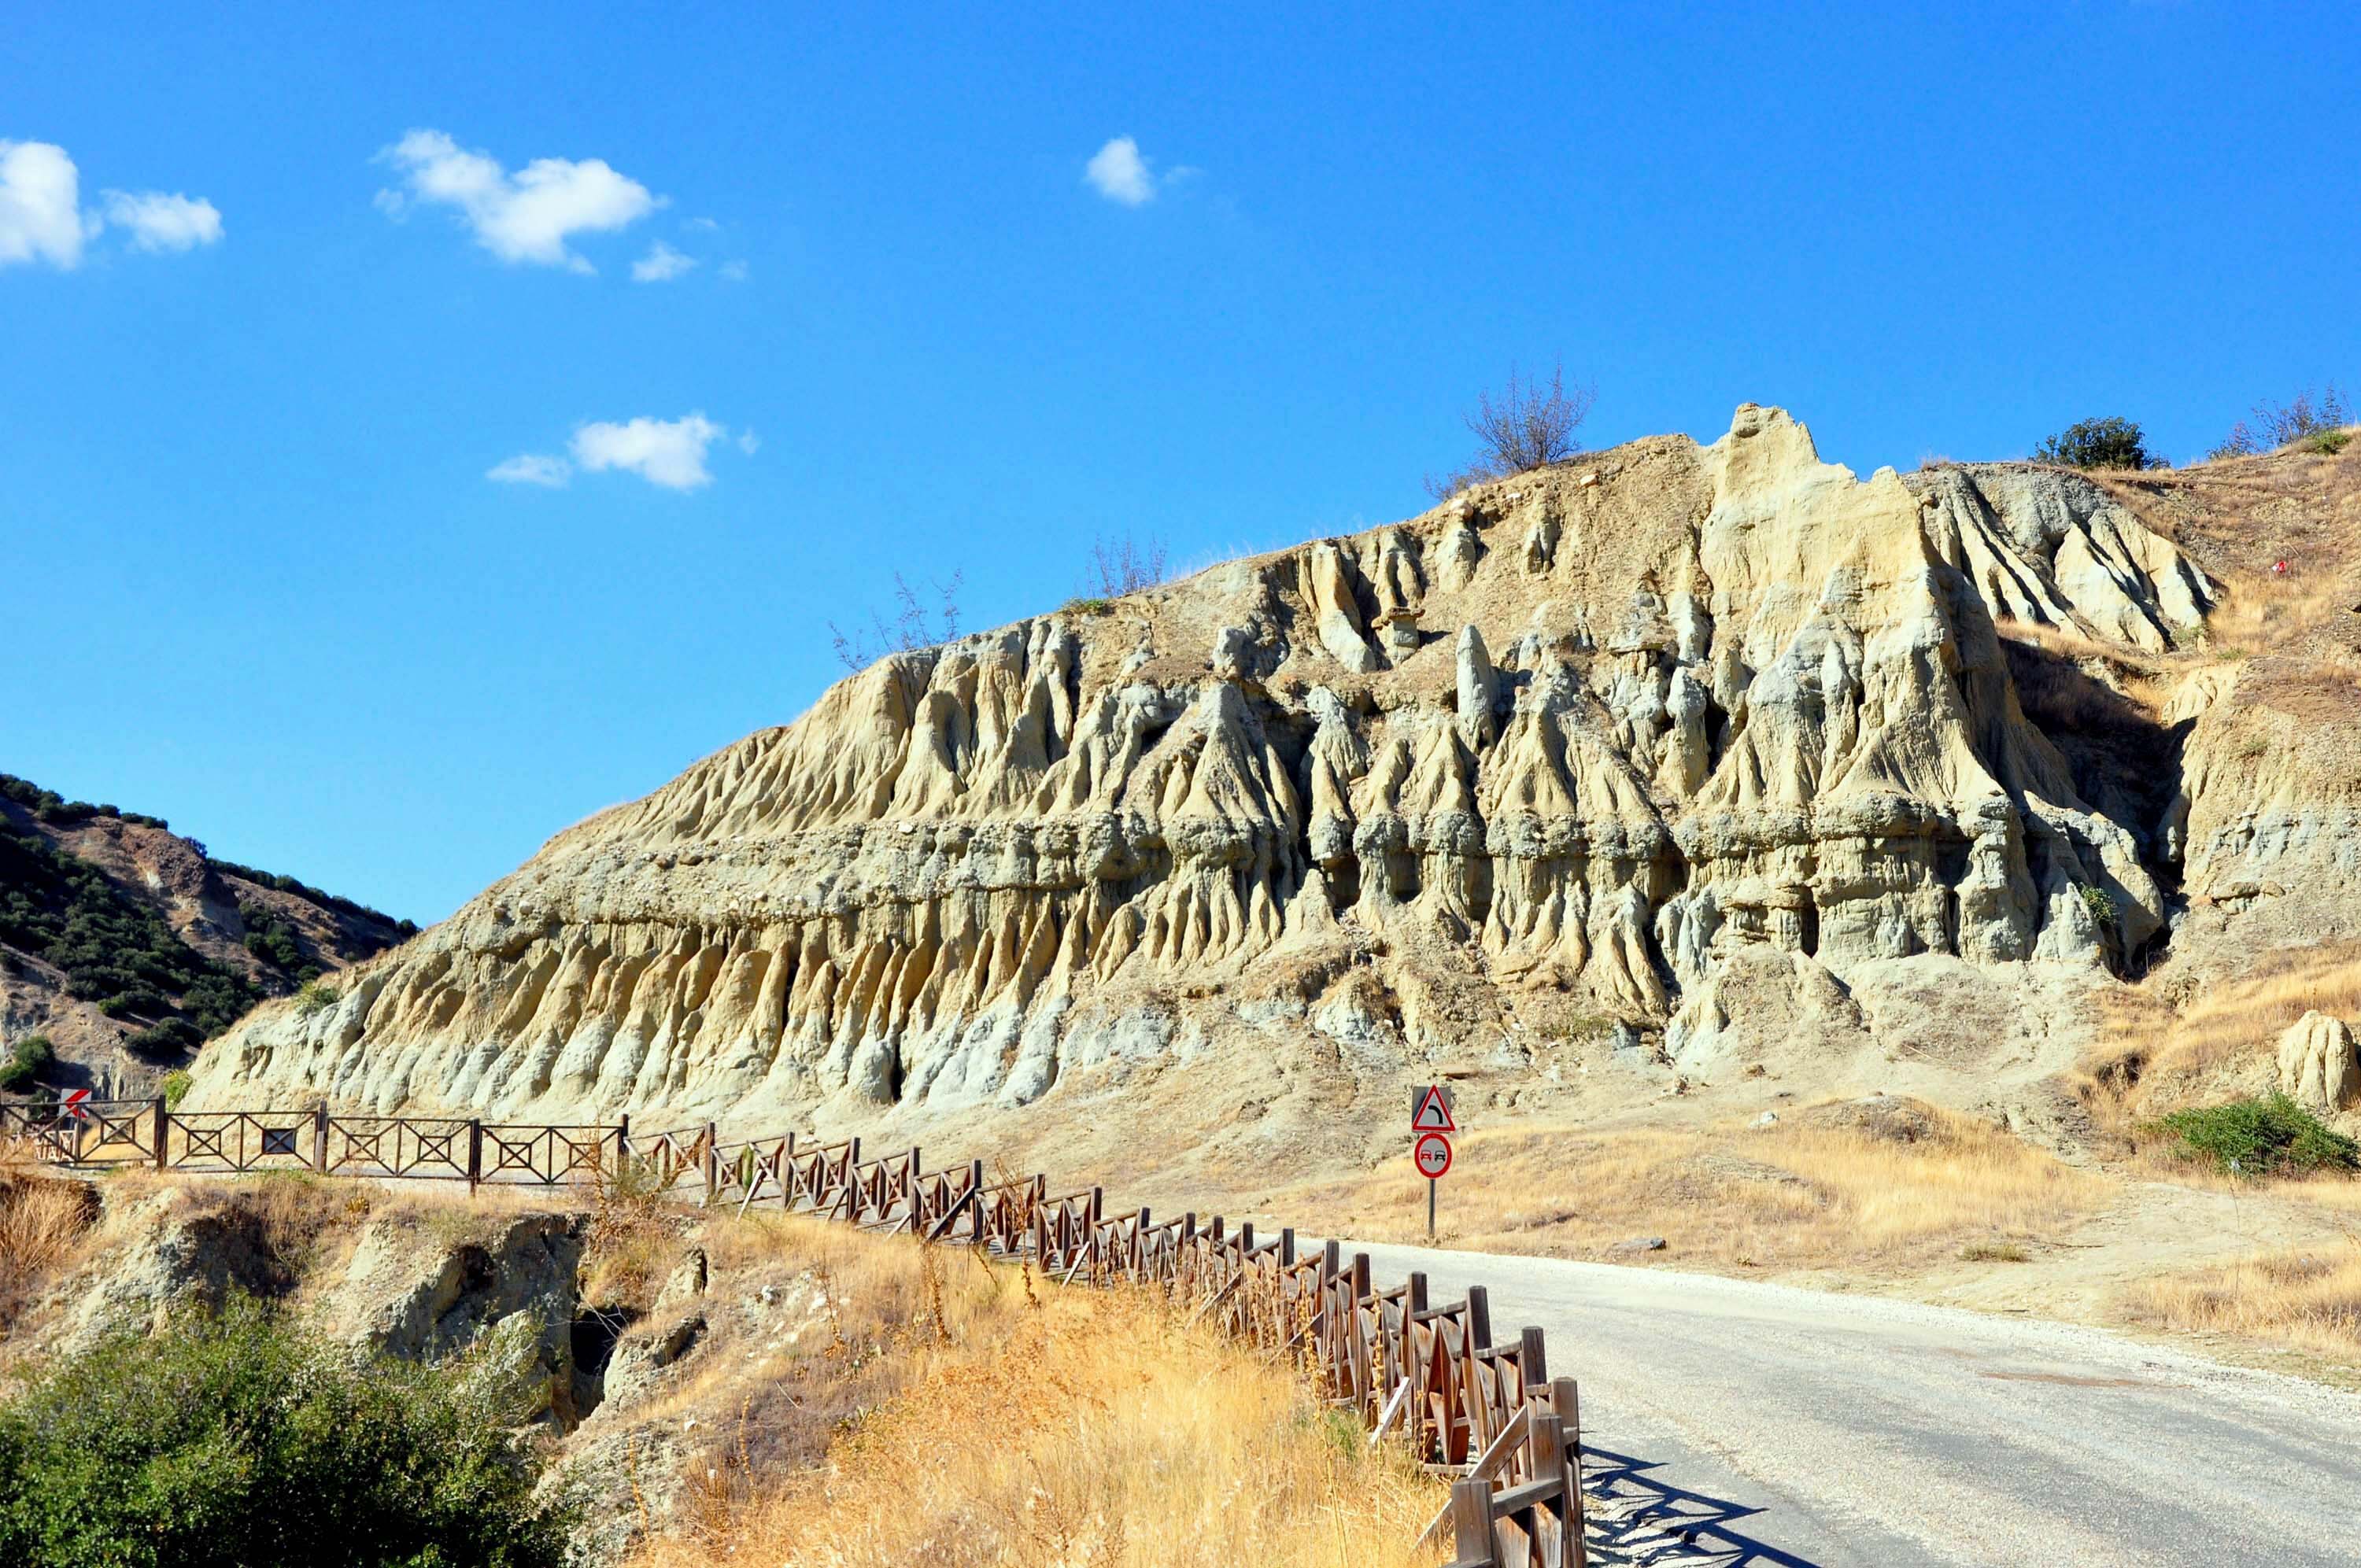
[1347,1240,2361,1566]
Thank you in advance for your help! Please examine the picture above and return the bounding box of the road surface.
[1347,1241,2361,1566]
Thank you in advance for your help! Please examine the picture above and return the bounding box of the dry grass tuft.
[637,1216,1444,1568]
[1273,1098,2102,1276]
[0,1155,100,1326]
[2123,1241,2361,1365]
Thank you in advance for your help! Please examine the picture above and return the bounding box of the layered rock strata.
[190,407,2245,1124]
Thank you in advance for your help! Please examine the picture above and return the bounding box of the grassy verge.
[637,1213,1446,1568]
[1262,1098,2104,1275]
[2123,1244,2361,1368]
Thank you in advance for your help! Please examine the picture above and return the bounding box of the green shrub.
[293,980,339,1016]
[2302,428,2353,456]
[123,1019,202,1059]
[0,1297,570,1568]
[2076,883,2118,931]
[2154,1094,2361,1178]
[0,1034,55,1093]
[2034,417,2160,470]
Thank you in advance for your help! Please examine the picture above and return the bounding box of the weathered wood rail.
[5,1097,1584,1566]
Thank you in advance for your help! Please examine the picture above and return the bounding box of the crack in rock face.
[187,405,2293,1131]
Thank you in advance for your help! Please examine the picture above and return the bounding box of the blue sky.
[6,2,2356,924]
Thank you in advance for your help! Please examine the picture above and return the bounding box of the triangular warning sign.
[1411,1084,1456,1132]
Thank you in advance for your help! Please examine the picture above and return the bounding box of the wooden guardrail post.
[1520,1326,1549,1391]
[467,1120,483,1192]
[1552,1377,1587,1568]
[615,1111,630,1161]
[701,1121,719,1206]
[1280,1227,1295,1267]
[1467,1285,1493,1351]
[152,1097,168,1170]
[312,1104,329,1172]
[1450,1477,1496,1567]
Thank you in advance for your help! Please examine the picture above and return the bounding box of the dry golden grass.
[2086,944,2361,1140]
[1268,1098,2104,1275]
[637,1215,1445,1568]
[2123,1241,2361,1365]
[0,1149,100,1326]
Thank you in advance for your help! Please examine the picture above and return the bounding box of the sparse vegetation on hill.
[0,821,259,1052]
[2211,383,2352,459]
[828,570,966,671]
[1426,360,1593,498]
[0,772,413,1079]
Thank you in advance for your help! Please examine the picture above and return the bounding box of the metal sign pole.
[1428,1175,1435,1238]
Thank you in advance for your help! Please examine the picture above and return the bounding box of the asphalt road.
[1347,1241,2361,1566]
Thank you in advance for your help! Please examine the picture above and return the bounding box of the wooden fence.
[5,1097,1583,1566]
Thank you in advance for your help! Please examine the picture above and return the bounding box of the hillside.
[0,774,416,1098]
[184,405,2361,1186]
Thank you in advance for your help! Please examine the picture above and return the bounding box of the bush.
[828,570,965,672]
[1087,535,1169,599]
[2033,417,2159,470]
[0,1297,571,1568]
[0,1035,54,1093]
[123,1019,202,1060]
[2155,1094,2361,1178]
[1426,360,1594,499]
[2212,384,2351,459]
[159,1069,192,1109]
[292,979,339,1016]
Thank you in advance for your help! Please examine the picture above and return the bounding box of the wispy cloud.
[375,129,659,272]
[486,452,572,487]
[1,140,224,270]
[630,239,696,282]
[101,190,223,253]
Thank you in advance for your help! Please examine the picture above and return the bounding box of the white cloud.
[100,189,223,253]
[377,128,659,271]
[0,141,85,267]
[630,239,696,282]
[737,430,759,455]
[570,413,727,490]
[487,452,571,487]
[1084,136,1158,206]
[0,141,226,269]
[718,259,748,282]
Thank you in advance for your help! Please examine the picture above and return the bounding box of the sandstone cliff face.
[191,407,2278,1129]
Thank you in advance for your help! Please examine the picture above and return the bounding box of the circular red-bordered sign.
[1413,1131,1453,1179]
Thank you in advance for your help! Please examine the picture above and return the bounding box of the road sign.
[61,1087,91,1122]
[1413,1131,1453,1178]
[1410,1083,1456,1132]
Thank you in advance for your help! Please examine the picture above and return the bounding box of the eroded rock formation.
[191,407,2267,1127]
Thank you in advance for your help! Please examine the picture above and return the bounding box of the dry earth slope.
[185,405,2361,1174]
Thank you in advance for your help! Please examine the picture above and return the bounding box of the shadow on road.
[1582,1444,1825,1568]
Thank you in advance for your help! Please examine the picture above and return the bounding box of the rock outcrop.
[190,407,2275,1133]
[2277,1011,2358,1113]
